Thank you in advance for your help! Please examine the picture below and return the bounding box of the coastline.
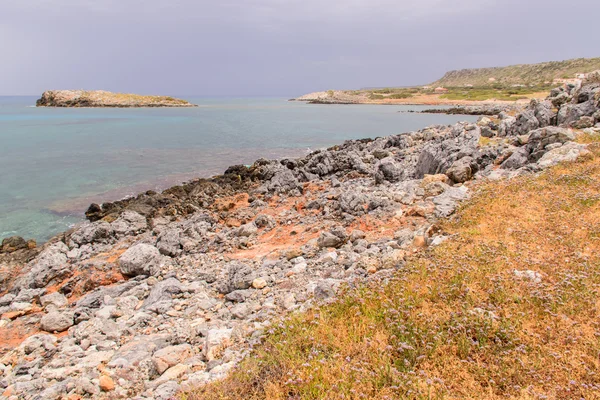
[291,90,549,107]
[1,100,479,244]
[0,76,598,399]
[45,147,309,218]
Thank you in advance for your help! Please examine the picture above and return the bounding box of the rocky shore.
[36,91,197,108]
[290,90,365,104]
[413,104,524,116]
[1,73,599,399]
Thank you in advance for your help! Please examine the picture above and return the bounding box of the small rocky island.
[36,90,197,108]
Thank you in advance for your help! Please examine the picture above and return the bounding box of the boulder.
[237,222,258,237]
[254,214,275,229]
[23,242,69,288]
[318,232,344,249]
[501,147,529,170]
[339,192,370,215]
[267,170,300,193]
[156,229,183,257]
[558,100,598,127]
[1,236,31,253]
[70,222,113,246]
[571,116,595,129]
[376,158,404,183]
[40,292,68,311]
[537,142,590,169]
[432,186,469,217]
[550,92,571,108]
[220,263,255,294]
[204,328,232,361]
[498,116,517,137]
[154,381,181,400]
[111,211,147,236]
[231,303,250,319]
[152,344,193,374]
[118,244,161,277]
[445,157,473,183]
[531,99,555,127]
[40,311,74,333]
[527,127,576,161]
[512,109,540,136]
[314,282,335,300]
[142,278,182,312]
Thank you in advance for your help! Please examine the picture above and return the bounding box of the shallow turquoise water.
[0,97,475,242]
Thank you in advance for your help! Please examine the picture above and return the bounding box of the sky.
[1,0,599,96]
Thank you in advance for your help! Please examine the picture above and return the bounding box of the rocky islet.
[0,75,598,399]
[36,90,197,108]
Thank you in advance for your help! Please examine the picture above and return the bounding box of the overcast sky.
[1,0,598,96]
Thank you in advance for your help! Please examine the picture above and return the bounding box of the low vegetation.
[352,84,550,103]
[439,85,552,101]
[368,88,415,100]
[90,91,192,105]
[298,57,600,104]
[432,57,600,87]
[184,132,600,399]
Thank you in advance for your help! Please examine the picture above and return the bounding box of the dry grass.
[76,90,192,106]
[184,134,600,400]
[432,57,600,87]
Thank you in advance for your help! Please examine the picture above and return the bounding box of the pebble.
[99,376,115,392]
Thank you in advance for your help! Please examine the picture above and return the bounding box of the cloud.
[0,0,598,95]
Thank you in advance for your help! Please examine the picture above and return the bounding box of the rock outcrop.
[36,90,197,108]
[0,80,597,399]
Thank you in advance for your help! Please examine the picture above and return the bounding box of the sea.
[0,96,476,242]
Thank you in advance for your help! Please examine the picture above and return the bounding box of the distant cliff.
[36,90,197,108]
[431,57,600,87]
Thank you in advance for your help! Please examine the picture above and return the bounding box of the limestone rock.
[40,292,68,311]
[40,311,74,333]
[118,244,161,277]
[99,376,115,392]
[446,157,473,183]
[111,211,148,236]
[251,278,267,289]
[204,329,232,361]
[152,344,193,374]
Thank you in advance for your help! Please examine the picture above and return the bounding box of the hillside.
[432,57,600,87]
[292,57,600,104]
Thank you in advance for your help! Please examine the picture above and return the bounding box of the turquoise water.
[0,97,475,242]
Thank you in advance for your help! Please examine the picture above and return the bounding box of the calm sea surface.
[0,96,475,242]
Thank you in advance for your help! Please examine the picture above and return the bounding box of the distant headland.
[291,56,600,106]
[36,90,197,108]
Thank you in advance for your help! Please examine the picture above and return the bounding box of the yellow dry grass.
[78,90,191,106]
[184,133,600,400]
